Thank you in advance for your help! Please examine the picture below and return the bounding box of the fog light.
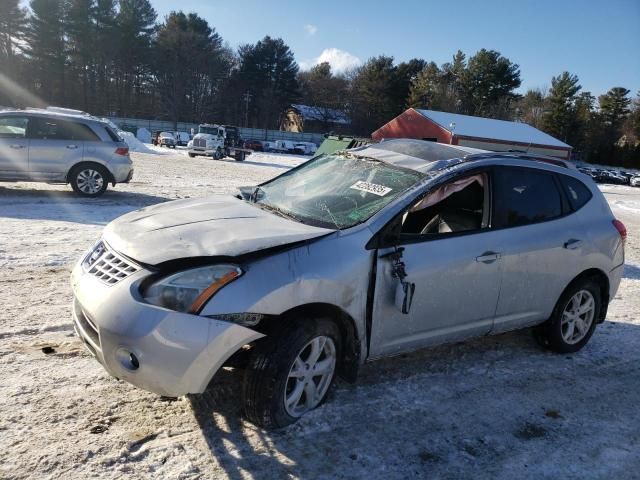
[116,348,140,371]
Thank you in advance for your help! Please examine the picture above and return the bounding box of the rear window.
[493,167,563,228]
[559,175,592,211]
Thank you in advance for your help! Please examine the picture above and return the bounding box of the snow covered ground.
[1,150,639,479]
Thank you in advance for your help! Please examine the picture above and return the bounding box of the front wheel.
[69,164,109,197]
[243,318,341,429]
[534,279,601,353]
[188,152,196,158]
[213,148,222,160]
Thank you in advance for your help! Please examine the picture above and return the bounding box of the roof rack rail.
[463,152,576,169]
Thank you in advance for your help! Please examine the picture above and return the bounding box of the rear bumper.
[111,163,134,183]
[70,256,263,397]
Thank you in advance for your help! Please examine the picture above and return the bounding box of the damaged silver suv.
[71,139,625,428]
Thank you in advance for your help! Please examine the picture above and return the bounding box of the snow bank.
[119,130,166,155]
[137,127,152,144]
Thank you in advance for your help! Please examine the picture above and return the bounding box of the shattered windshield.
[250,154,425,229]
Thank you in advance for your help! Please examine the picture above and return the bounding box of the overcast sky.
[153,0,638,96]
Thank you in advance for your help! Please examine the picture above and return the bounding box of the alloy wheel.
[76,169,104,195]
[561,289,596,344]
[284,335,337,417]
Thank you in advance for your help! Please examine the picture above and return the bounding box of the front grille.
[83,241,139,285]
[194,138,206,148]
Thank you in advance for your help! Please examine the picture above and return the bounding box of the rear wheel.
[243,318,341,429]
[69,164,109,197]
[534,279,601,353]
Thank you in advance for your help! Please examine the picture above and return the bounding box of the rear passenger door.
[491,166,583,333]
[27,117,86,181]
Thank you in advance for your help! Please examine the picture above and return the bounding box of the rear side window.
[493,167,563,228]
[559,175,592,211]
[28,117,100,141]
[0,116,28,138]
[105,126,122,142]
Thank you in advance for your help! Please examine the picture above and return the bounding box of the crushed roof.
[348,139,487,172]
[415,109,572,149]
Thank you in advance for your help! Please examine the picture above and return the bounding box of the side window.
[28,117,70,140]
[400,173,487,237]
[493,167,562,228]
[66,122,100,141]
[105,126,122,142]
[0,116,28,138]
[28,118,99,141]
[559,175,592,211]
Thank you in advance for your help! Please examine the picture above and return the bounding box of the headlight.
[143,264,242,313]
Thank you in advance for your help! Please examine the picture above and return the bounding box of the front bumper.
[70,255,263,397]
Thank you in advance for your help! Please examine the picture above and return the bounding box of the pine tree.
[440,50,466,112]
[407,62,441,109]
[153,12,231,125]
[349,56,397,134]
[114,0,156,115]
[460,49,521,118]
[0,0,27,106]
[234,36,299,129]
[93,0,117,114]
[543,72,581,142]
[66,0,96,111]
[25,0,67,105]
[599,87,631,134]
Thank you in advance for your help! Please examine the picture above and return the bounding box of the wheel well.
[567,268,610,322]
[67,161,115,185]
[257,303,361,383]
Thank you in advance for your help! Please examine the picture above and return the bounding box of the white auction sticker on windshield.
[350,180,392,196]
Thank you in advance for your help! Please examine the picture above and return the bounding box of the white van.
[295,142,318,155]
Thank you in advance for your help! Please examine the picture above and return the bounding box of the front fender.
[199,229,374,355]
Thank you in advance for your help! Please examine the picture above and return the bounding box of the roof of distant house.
[290,104,351,125]
[415,109,571,149]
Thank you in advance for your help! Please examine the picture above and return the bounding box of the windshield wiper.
[257,203,307,224]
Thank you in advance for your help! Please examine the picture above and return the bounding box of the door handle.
[9,144,25,149]
[66,144,79,149]
[564,239,583,250]
[476,251,501,263]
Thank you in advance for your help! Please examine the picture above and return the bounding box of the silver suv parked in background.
[0,109,133,197]
[71,140,625,428]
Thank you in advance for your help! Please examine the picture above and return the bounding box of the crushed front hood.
[103,195,334,265]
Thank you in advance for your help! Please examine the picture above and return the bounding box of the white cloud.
[300,48,362,74]
[304,24,318,36]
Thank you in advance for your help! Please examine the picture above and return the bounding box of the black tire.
[235,151,245,161]
[242,318,342,429]
[213,148,222,160]
[69,163,109,197]
[188,152,196,158]
[534,278,602,353]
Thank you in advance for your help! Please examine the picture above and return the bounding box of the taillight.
[612,219,627,244]
[115,147,129,156]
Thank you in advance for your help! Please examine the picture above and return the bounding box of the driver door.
[369,171,504,358]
